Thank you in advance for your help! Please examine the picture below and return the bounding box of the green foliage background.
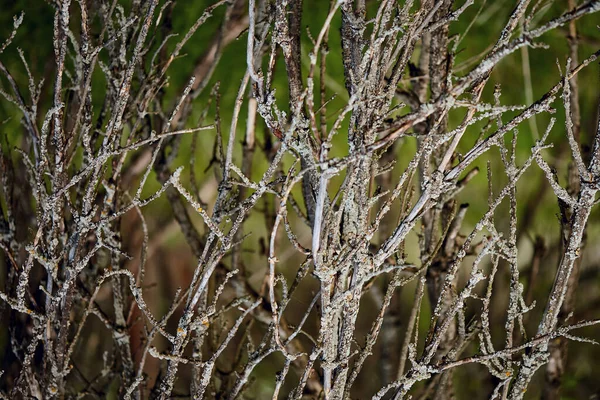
[0,0,599,398]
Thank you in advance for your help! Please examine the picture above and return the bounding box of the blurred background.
[0,0,599,398]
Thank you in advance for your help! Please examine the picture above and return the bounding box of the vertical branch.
[542,7,583,397]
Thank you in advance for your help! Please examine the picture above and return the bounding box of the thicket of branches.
[0,0,600,398]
